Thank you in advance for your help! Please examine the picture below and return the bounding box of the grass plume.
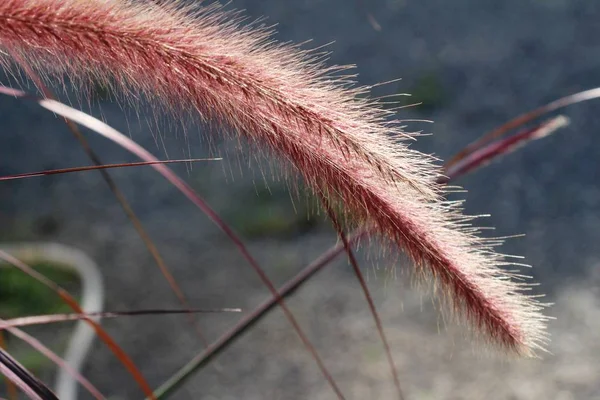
[0,0,549,355]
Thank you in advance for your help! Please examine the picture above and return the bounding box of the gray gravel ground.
[2,0,600,398]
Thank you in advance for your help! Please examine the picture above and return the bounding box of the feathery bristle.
[0,0,549,355]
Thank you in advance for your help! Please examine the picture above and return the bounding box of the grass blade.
[0,347,55,400]
[447,88,600,167]
[1,308,242,330]
[0,159,221,181]
[0,333,18,400]
[440,115,569,183]
[319,193,404,399]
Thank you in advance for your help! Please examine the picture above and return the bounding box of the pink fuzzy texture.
[0,0,549,355]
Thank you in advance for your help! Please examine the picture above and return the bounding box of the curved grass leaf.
[447,88,600,167]
[441,115,569,183]
[318,194,404,399]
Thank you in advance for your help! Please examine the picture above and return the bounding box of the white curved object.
[0,242,104,400]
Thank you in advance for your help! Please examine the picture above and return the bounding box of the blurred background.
[1,0,600,398]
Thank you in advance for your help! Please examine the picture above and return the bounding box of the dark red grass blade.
[0,159,221,181]
[0,250,154,399]
[439,115,569,183]
[447,88,600,167]
[319,194,404,400]
[0,333,18,400]
[1,308,242,329]
[1,320,105,400]
[0,86,344,399]
[151,228,372,398]
[0,347,56,400]
[12,56,213,349]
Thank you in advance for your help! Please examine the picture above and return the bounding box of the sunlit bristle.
[0,0,549,355]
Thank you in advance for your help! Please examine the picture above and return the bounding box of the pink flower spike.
[0,0,549,355]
